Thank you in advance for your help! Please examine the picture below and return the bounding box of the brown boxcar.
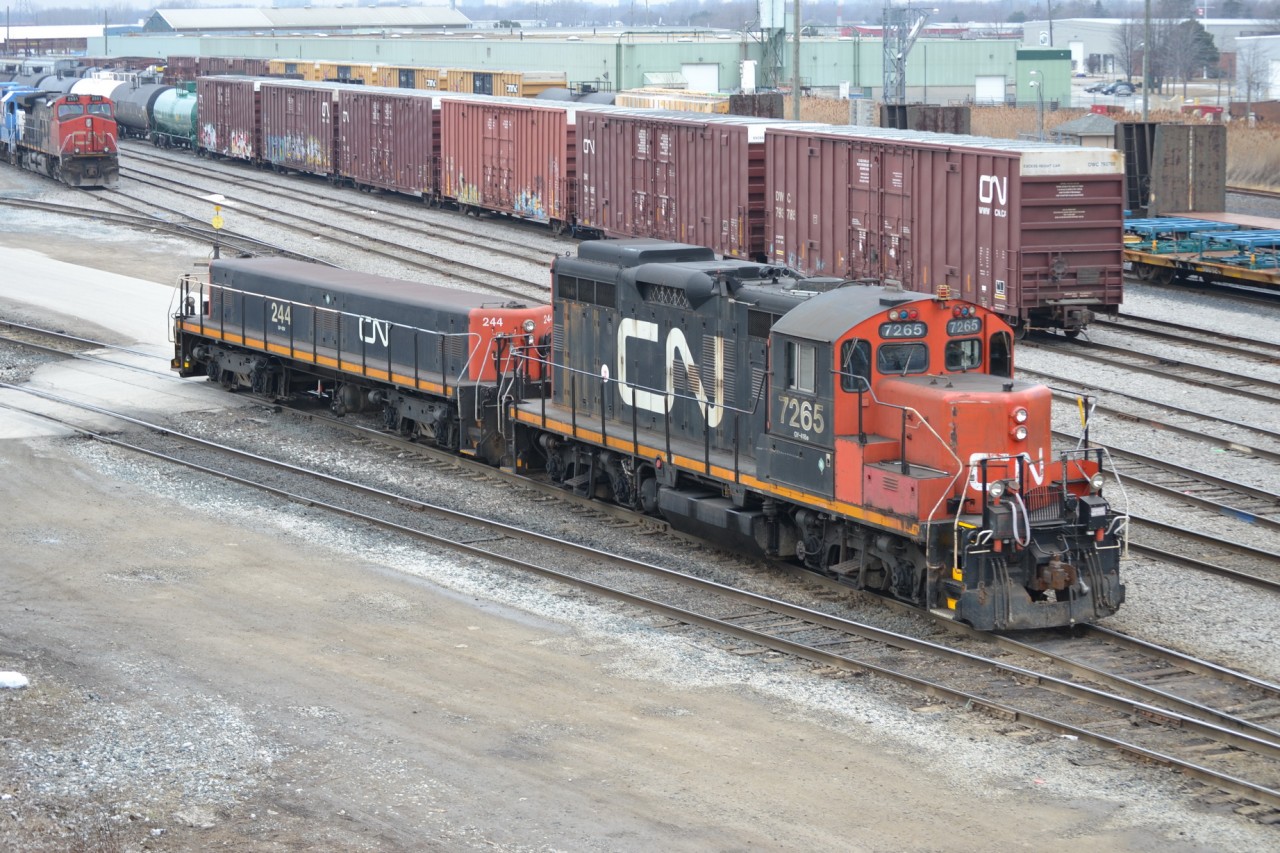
[337,86,437,198]
[259,79,344,177]
[576,110,807,259]
[196,75,261,161]
[198,56,271,77]
[765,126,1125,332]
[164,55,198,86]
[439,96,574,230]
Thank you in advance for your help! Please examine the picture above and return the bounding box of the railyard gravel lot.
[2,168,1280,851]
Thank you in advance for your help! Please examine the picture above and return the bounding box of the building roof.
[1051,113,1117,136]
[146,6,471,34]
[0,25,106,43]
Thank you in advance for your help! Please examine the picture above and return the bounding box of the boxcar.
[337,85,438,197]
[445,69,566,98]
[260,79,342,177]
[197,75,261,161]
[576,110,812,259]
[765,126,1125,333]
[438,95,575,231]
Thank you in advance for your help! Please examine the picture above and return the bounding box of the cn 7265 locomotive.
[172,241,1126,631]
[0,88,119,187]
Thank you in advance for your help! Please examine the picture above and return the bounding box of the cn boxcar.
[439,95,576,231]
[576,110,815,259]
[765,126,1126,335]
[337,85,438,198]
[197,75,261,161]
[260,79,342,177]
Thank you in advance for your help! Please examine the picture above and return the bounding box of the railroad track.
[7,318,1280,819]
[110,165,547,303]
[7,317,1278,598]
[1090,313,1280,364]
[5,375,1280,821]
[121,140,569,261]
[0,195,322,263]
[1025,337,1280,405]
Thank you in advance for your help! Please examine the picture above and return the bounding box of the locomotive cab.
[762,288,1126,630]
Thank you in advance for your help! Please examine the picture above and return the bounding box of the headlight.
[523,319,536,333]
[989,481,1006,500]
[1012,425,1028,441]
[1013,407,1028,423]
[1089,473,1105,493]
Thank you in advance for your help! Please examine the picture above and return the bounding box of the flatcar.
[1123,213,1280,291]
[0,88,119,187]
[171,241,1127,631]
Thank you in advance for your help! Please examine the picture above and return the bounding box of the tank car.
[0,88,119,187]
[506,240,1127,630]
[171,257,553,464]
[112,82,172,139]
[149,87,198,149]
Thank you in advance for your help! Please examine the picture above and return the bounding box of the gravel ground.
[3,165,1280,850]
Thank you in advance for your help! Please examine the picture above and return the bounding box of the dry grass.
[1226,124,1280,191]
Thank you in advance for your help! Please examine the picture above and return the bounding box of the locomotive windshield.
[57,104,85,119]
[944,338,982,371]
[88,103,112,117]
[877,342,928,375]
[839,339,872,391]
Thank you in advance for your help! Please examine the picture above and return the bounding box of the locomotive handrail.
[175,277,488,389]
[514,348,764,482]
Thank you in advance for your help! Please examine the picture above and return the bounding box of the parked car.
[1084,81,1109,93]
[1107,82,1135,96]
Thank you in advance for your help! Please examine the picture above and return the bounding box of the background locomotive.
[172,240,1127,631]
[0,87,118,187]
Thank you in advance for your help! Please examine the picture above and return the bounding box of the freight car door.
[879,145,914,288]
[652,125,677,241]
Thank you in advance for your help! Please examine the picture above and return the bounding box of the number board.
[879,321,927,339]
[945,317,982,336]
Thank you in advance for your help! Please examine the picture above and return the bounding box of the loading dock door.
[975,75,1005,104]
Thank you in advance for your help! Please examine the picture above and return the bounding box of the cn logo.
[616,319,725,427]
[359,317,391,347]
[978,174,1007,206]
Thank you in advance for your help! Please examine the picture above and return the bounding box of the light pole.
[1142,0,1150,120]
[1030,70,1044,141]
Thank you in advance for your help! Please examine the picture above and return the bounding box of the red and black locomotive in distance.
[0,89,119,187]
[172,240,1126,631]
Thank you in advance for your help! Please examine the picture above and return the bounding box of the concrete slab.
[0,247,242,439]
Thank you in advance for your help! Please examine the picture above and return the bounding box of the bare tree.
[1112,19,1142,79]
[1237,38,1271,120]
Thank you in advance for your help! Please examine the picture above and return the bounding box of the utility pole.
[1142,0,1150,120]
[792,0,801,119]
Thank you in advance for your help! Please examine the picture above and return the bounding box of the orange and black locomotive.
[172,240,1126,631]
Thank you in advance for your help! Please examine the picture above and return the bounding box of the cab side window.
[787,341,816,393]
[990,332,1013,377]
[840,339,872,391]
[945,338,982,371]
